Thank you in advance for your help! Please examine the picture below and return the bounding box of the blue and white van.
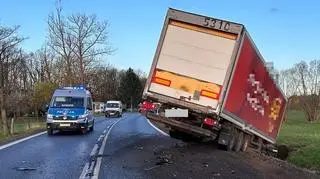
[46,86,94,135]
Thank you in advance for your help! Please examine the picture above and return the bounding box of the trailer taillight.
[153,77,171,87]
[203,118,217,126]
[200,90,220,100]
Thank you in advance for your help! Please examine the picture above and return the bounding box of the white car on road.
[105,101,123,118]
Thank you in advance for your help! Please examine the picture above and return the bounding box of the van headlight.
[47,114,53,122]
[78,114,88,119]
[47,114,53,119]
[78,114,88,123]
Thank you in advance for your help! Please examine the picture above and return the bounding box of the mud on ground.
[146,120,319,179]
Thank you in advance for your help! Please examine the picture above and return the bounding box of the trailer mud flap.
[147,112,217,139]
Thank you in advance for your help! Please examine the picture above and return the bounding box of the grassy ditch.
[277,110,320,169]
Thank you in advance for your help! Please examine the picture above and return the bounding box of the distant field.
[277,110,320,169]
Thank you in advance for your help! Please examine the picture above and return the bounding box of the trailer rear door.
[149,20,238,110]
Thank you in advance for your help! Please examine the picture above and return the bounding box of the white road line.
[0,131,46,151]
[98,119,121,155]
[88,161,95,173]
[90,144,99,157]
[79,162,90,179]
[93,118,122,177]
[79,118,122,179]
[146,118,169,136]
[97,135,104,142]
[91,157,102,179]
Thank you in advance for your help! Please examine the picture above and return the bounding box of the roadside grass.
[0,133,7,141]
[277,110,320,169]
[13,121,46,133]
[0,119,46,143]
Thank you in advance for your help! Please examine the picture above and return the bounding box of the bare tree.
[47,3,114,86]
[28,46,56,83]
[0,24,25,135]
[68,14,114,83]
[47,6,76,85]
[289,60,320,121]
[88,65,119,102]
[278,68,299,98]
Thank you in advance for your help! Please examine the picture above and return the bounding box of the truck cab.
[46,86,94,135]
[105,101,123,118]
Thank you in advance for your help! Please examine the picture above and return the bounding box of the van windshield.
[106,103,119,108]
[51,96,85,108]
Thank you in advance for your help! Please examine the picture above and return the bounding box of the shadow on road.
[49,130,91,136]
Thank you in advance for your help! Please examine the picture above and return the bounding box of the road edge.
[146,118,169,136]
[0,131,46,151]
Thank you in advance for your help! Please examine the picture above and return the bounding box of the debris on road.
[156,151,173,165]
[213,172,221,177]
[144,165,161,171]
[134,146,144,150]
[174,142,187,148]
[203,162,209,168]
[14,167,36,171]
[153,145,167,155]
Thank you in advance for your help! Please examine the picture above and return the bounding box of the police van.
[46,86,94,135]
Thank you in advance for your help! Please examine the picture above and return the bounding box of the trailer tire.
[227,128,237,151]
[241,134,250,152]
[234,131,244,152]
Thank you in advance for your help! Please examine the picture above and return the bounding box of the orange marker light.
[200,90,220,100]
[153,77,171,87]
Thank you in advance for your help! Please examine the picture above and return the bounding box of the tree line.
[0,5,145,135]
[278,60,320,122]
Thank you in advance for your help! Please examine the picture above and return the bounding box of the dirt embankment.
[147,120,319,179]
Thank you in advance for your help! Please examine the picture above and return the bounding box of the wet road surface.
[0,113,318,179]
[98,113,175,179]
[0,115,118,179]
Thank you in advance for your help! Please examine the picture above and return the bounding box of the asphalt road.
[0,115,118,179]
[0,113,318,179]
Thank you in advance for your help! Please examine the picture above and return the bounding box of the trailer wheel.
[241,134,251,152]
[234,131,244,152]
[227,128,237,151]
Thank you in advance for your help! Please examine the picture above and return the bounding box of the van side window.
[87,97,93,109]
